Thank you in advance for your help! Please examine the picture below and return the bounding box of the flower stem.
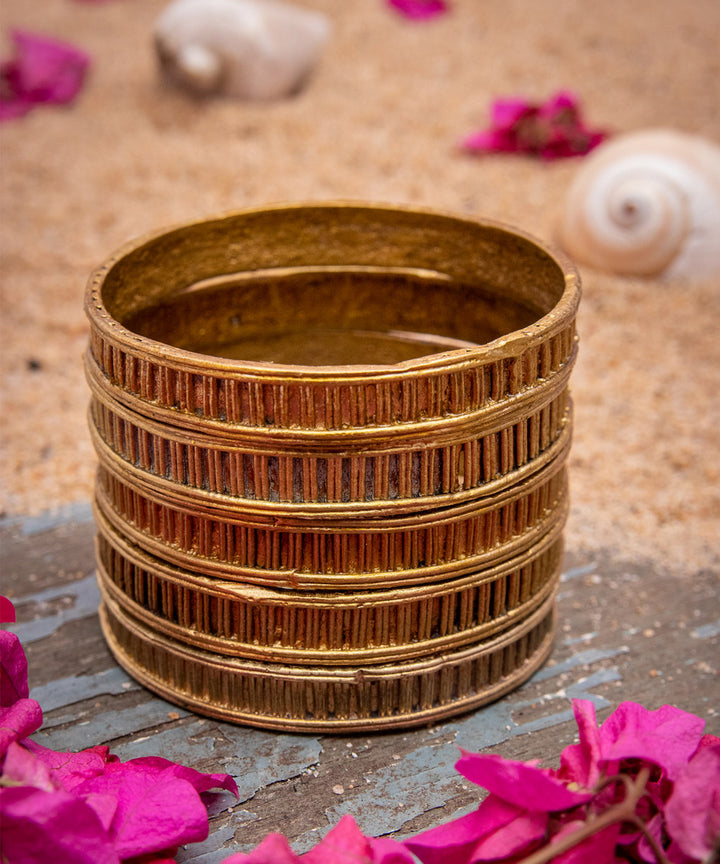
[514,767,671,864]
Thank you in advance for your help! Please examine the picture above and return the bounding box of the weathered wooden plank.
[1,511,718,859]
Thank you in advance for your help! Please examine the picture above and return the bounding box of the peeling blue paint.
[31,698,191,752]
[32,666,139,713]
[110,718,213,762]
[2,501,95,535]
[7,574,100,643]
[562,631,598,646]
[176,818,262,864]
[692,619,720,639]
[560,563,597,581]
[530,646,628,682]
[324,740,461,841]
[176,823,239,864]
[216,725,322,801]
[102,717,322,808]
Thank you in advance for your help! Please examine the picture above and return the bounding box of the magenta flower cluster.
[2,625,718,863]
[387,0,449,20]
[0,630,238,863]
[406,701,720,863]
[462,91,607,160]
[0,31,89,121]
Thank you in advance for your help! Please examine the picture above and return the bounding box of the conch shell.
[559,129,720,279]
[154,0,330,100]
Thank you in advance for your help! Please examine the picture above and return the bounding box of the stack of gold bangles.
[85,202,580,732]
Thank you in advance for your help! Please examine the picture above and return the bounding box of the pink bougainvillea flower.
[0,739,239,864]
[405,793,550,864]
[221,832,301,864]
[0,634,44,766]
[559,698,709,790]
[407,753,590,864]
[2,740,59,792]
[462,91,606,160]
[595,700,707,782]
[387,0,449,21]
[665,740,720,861]
[0,699,44,764]
[558,699,605,789]
[223,814,415,864]
[408,699,719,864]
[456,751,593,811]
[469,808,548,860]
[0,630,239,863]
[0,629,29,705]
[22,738,114,791]
[0,785,121,864]
[302,814,415,863]
[0,29,90,121]
[69,756,238,860]
[0,595,16,624]
[546,817,621,864]
[403,804,504,864]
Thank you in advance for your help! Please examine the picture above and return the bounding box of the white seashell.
[154,0,330,100]
[559,129,720,279]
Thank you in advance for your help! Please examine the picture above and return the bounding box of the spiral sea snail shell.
[559,129,720,279]
[154,0,330,101]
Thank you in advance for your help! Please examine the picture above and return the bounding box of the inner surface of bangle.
[123,265,540,366]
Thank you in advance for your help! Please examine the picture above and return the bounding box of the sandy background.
[1,0,719,576]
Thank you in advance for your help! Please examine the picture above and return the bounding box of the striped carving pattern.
[99,594,556,731]
[89,391,570,505]
[89,323,576,431]
[96,521,563,662]
[94,461,567,588]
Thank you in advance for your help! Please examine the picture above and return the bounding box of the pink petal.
[0,698,44,761]
[75,765,211,859]
[538,129,607,161]
[548,818,621,864]
[8,30,89,101]
[0,596,16,623]
[0,630,30,705]
[387,0,449,20]
[456,751,592,811]
[113,754,238,797]
[2,741,58,791]
[461,128,521,154]
[406,796,526,864]
[696,733,720,753]
[469,808,548,860]
[369,835,417,864]
[489,97,532,128]
[0,30,89,121]
[598,702,707,780]
[636,812,668,864]
[23,739,111,791]
[81,792,119,833]
[558,700,603,789]
[302,814,374,863]
[538,90,580,118]
[220,833,301,863]
[665,741,720,860]
[0,785,120,864]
